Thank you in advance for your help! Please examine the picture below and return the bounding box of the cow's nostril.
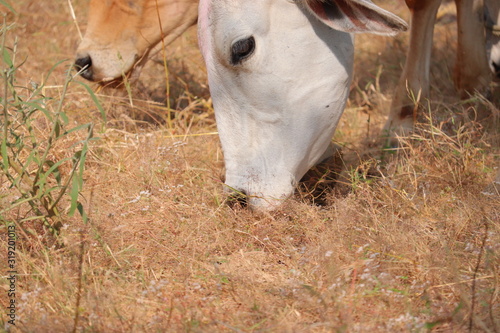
[226,188,248,208]
[75,55,92,71]
[74,55,94,80]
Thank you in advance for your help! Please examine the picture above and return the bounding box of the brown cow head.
[75,0,198,82]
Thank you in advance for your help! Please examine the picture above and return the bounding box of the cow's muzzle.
[225,187,248,208]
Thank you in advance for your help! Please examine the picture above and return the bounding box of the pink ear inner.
[307,0,328,20]
[306,0,368,31]
[305,0,407,35]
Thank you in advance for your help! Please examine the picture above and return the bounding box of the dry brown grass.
[1,0,499,332]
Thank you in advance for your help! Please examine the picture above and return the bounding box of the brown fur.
[76,0,198,81]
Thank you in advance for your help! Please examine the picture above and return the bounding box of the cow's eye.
[231,36,255,65]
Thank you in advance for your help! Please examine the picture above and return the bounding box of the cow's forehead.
[199,0,258,63]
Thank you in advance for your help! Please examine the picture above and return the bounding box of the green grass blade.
[0,0,16,14]
[73,81,107,123]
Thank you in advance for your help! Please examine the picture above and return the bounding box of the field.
[1,0,499,332]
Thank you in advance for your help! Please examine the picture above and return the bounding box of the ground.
[0,0,499,332]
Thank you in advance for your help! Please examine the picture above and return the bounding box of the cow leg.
[454,0,491,98]
[384,0,442,143]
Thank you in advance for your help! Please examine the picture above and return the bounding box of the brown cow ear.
[304,0,408,35]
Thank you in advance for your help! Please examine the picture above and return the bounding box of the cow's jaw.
[199,0,353,210]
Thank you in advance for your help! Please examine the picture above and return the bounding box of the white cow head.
[485,0,500,77]
[198,0,407,210]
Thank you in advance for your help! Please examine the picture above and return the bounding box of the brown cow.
[75,0,198,82]
[384,0,500,138]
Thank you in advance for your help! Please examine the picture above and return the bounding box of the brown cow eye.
[231,36,255,65]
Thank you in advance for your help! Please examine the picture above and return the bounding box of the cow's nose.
[75,54,94,81]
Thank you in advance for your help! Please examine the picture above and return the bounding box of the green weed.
[0,12,102,237]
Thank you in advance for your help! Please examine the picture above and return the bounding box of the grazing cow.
[75,0,198,82]
[75,0,499,207]
[384,0,500,139]
[198,0,407,209]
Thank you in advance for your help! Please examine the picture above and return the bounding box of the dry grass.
[1,0,499,332]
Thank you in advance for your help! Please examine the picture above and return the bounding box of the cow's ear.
[304,0,408,36]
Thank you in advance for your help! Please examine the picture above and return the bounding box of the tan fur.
[76,0,198,81]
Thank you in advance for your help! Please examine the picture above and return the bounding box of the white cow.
[198,0,408,210]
